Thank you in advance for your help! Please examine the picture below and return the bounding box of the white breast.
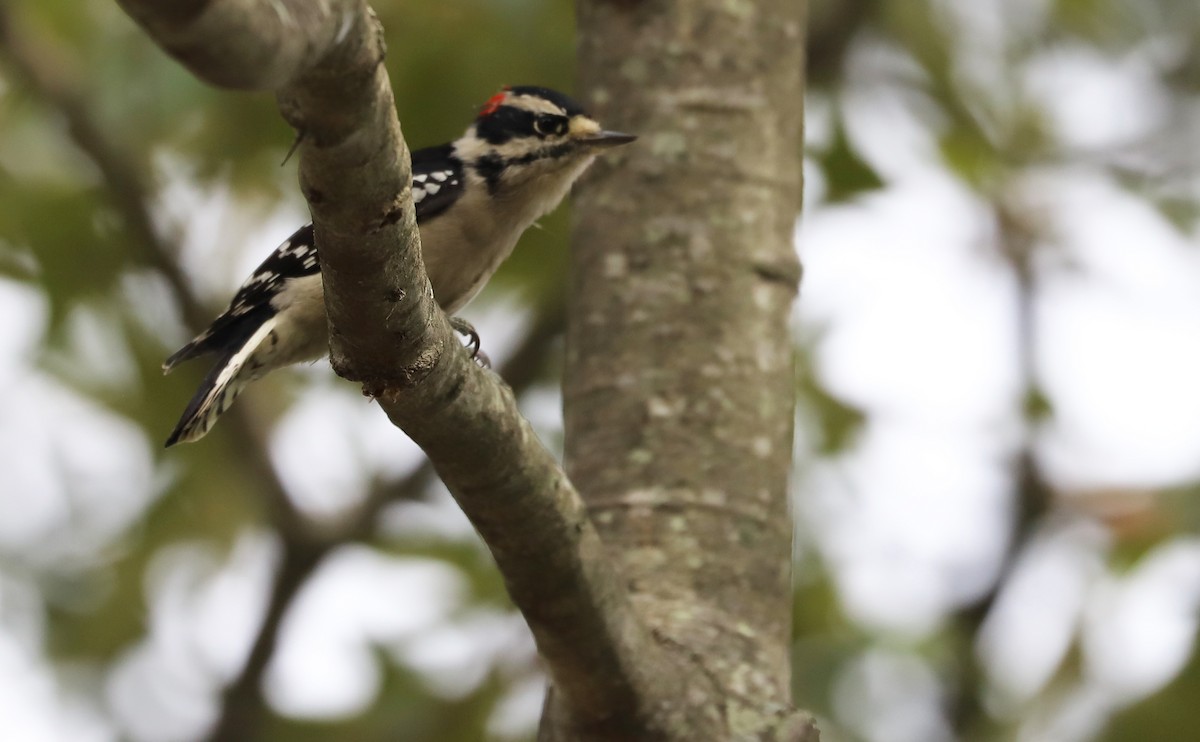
[420,154,595,314]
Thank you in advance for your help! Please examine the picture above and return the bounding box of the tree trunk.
[554,0,808,740]
[111,0,811,738]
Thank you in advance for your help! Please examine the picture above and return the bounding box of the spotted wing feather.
[162,224,320,372]
[163,146,466,445]
[411,144,464,221]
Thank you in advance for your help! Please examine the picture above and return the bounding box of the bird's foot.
[449,316,490,368]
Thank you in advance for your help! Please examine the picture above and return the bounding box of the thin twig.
[211,298,564,739]
[947,202,1054,737]
[0,6,315,536]
[104,1,691,735]
[2,15,577,737]
[0,8,317,734]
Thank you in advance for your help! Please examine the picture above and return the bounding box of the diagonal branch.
[947,200,1055,737]
[115,1,689,733]
[212,299,566,741]
[0,12,322,742]
[2,7,595,733]
[114,0,359,90]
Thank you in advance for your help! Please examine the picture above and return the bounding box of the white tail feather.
[165,318,277,446]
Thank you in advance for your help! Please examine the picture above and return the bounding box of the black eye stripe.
[472,140,577,193]
[476,107,534,143]
[476,106,570,143]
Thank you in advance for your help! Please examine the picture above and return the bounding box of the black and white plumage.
[163,86,635,446]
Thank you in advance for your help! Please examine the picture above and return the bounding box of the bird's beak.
[581,130,638,148]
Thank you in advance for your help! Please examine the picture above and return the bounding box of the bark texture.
[560,0,809,739]
[116,1,814,739]
[114,0,663,733]
[115,0,358,89]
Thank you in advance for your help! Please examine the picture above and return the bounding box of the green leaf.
[821,119,885,203]
[1101,615,1200,742]
[797,348,866,455]
[939,126,1001,189]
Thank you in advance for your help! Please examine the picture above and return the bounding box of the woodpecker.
[162,86,635,446]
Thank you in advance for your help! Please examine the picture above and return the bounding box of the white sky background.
[795,4,1200,740]
[3,4,1200,741]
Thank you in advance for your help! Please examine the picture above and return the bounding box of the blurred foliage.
[0,1,574,740]
[818,118,885,203]
[2,0,1200,740]
[796,346,866,455]
[1103,647,1200,742]
[801,0,1200,740]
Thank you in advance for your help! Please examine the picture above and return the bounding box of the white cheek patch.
[454,131,546,164]
[453,133,488,163]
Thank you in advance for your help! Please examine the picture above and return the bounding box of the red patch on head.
[479,87,511,117]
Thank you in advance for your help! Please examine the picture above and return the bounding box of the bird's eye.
[534,115,566,136]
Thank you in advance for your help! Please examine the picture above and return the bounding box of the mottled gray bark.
[114,0,358,90]
[556,0,811,740]
[115,0,814,739]
[114,0,663,734]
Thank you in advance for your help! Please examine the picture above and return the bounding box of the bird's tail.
[162,326,219,374]
[165,318,277,447]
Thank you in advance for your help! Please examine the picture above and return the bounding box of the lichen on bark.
[561,0,810,738]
